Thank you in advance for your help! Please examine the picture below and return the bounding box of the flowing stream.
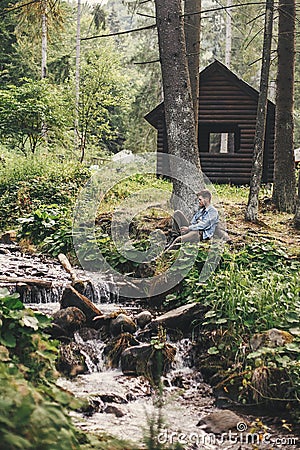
[0,242,299,449]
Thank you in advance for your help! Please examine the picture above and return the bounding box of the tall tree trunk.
[184,0,201,139]
[272,0,296,212]
[75,0,81,155]
[155,0,203,215]
[294,176,300,229]
[220,0,232,153]
[245,0,274,222]
[41,0,47,140]
[41,0,47,79]
[224,0,232,67]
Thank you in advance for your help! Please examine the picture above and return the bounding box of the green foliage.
[76,233,125,272]
[0,0,35,84]
[0,367,79,450]
[0,79,72,153]
[0,288,57,382]
[76,46,135,157]
[121,1,161,153]
[17,204,74,256]
[18,204,69,243]
[171,241,300,408]
[233,333,300,409]
[0,154,90,230]
[0,288,83,449]
[176,242,299,339]
[42,223,74,257]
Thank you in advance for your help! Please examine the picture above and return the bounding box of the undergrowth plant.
[0,288,82,449]
[17,204,73,256]
[0,154,90,230]
[165,241,300,410]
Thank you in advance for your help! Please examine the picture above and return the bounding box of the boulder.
[150,302,204,333]
[0,230,17,244]
[52,307,86,336]
[110,313,137,337]
[57,342,86,377]
[104,333,140,368]
[61,286,102,325]
[197,409,248,434]
[121,343,176,384]
[250,328,294,351]
[103,405,125,418]
[99,393,128,404]
[135,310,152,329]
[76,327,101,341]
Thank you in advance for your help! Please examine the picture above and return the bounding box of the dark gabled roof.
[144,102,164,128]
[199,59,261,99]
[145,59,275,128]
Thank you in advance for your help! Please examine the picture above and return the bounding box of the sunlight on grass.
[213,183,250,203]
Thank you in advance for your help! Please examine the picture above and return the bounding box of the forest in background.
[0,0,299,162]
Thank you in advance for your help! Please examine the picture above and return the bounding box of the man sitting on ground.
[165,189,219,251]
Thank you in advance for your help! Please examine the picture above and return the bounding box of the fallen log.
[58,253,91,296]
[58,253,80,283]
[0,276,54,288]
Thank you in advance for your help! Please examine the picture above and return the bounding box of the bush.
[0,79,72,154]
[0,155,90,230]
[164,241,300,410]
[0,288,81,449]
[17,204,74,256]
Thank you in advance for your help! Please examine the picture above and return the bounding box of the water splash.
[172,338,195,370]
[22,285,65,304]
[81,274,119,304]
[74,331,107,373]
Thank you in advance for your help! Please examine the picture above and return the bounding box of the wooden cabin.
[145,60,275,185]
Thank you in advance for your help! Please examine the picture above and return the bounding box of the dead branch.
[0,276,54,288]
[81,24,156,41]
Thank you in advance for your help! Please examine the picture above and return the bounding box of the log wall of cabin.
[198,72,274,185]
[156,118,170,177]
[154,68,275,185]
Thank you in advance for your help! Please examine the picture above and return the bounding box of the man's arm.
[188,208,218,231]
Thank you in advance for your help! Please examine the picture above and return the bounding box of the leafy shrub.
[168,242,299,339]
[0,79,71,154]
[0,289,81,449]
[0,287,67,387]
[18,204,69,243]
[42,224,74,257]
[0,366,80,450]
[165,241,300,409]
[0,155,90,230]
[75,233,141,274]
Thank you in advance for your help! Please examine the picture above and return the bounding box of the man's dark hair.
[197,189,212,202]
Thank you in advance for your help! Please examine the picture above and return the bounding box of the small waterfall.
[74,331,107,373]
[0,244,130,310]
[21,285,65,304]
[172,338,195,370]
[80,273,119,304]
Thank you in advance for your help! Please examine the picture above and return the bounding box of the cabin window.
[198,124,240,153]
[209,132,235,153]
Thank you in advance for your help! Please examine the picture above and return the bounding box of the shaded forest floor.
[221,196,300,253]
